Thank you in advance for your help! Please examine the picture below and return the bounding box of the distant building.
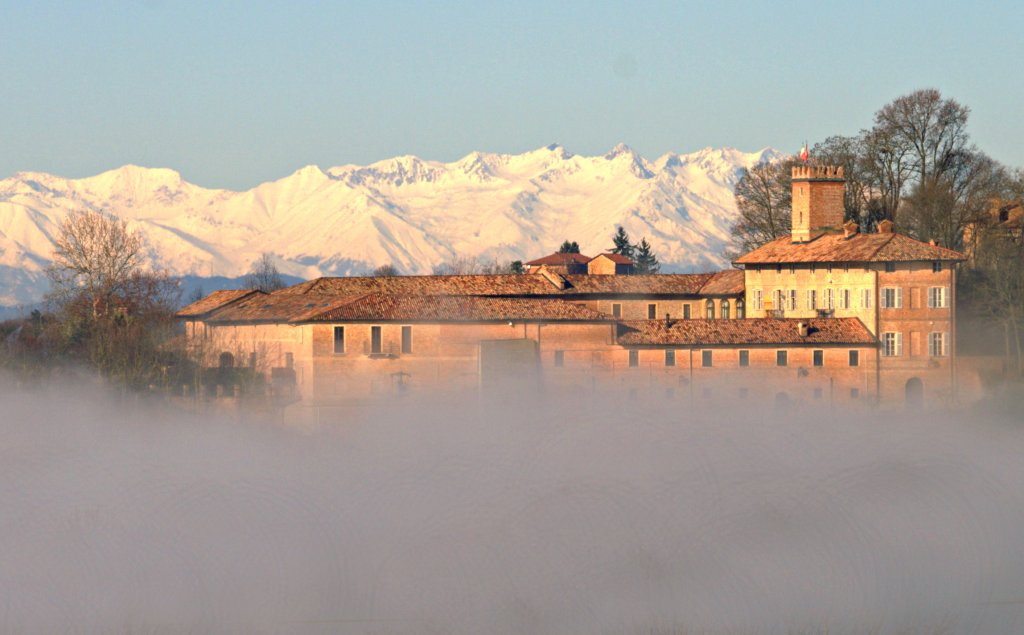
[178,164,970,412]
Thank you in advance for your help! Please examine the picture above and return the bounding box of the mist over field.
[3,380,1024,634]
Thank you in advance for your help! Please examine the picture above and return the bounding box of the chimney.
[928,239,938,246]
[843,220,859,239]
[797,321,809,337]
[665,313,671,328]
[791,165,845,243]
[878,219,894,234]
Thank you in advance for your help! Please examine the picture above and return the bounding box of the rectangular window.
[647,303,657,319]
[927,287,948,308]
[401,325,413,354]
[285,352,294,368]
[840,288,850,310]
[806,289,817,311]
[628,350,638,368]
[881,287,903,309]
[883,332,902,357]
[665,349,675,367]
[788,289,797,311]
[612,303,622,318]
[753,289,763,311]
[739,350,749,367]
[824,288,834,310]
[860,288,873,309]
[885,262,896,273]
[683,303,691,320]
[849,350,859,367]
[929,332,948,357]
[702,350,713,367]
[933,261,943,273]
[333,326,345,354]
[370,326,382,354]
[777,350,788,367]
[554,350,564,367]
[827,264,833,274]
[813,350,823,367]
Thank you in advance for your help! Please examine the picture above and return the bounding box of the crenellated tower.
[791,165,845,243]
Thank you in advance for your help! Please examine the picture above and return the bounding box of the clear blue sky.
[3,1,1021,190]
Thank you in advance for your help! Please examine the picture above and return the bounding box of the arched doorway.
[905,377,924,408]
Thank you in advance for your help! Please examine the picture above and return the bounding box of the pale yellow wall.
[744,263,878,332]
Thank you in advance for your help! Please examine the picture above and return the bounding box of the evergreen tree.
[510,260,525,274]
[633,238,660,274]
[611,226,634,259]
[558,240,581,254]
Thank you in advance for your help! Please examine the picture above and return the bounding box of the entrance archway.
[905,377,924,408]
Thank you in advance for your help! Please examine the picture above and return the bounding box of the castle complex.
[179,166,968,411]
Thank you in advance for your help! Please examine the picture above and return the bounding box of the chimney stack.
[878,219,894,234]
[797,321,809,338]
[843,220,859,239]
[665,313,671,328]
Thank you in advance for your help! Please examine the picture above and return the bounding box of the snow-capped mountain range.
[0,144,781,306]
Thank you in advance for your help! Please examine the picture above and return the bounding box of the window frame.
[370,325,383,354]
[849,350,859,367]
[333,326,346,354]
[665,349,676,367]
[647,303,657,320]
[701,350,713,367]
[612,303,622,318]
[554,350,565,367]
[929,332,948,357]
[776,350,788,367]
[705,300,715,320]
[882,332,902,357]
[738,350,749,367]
[813,349,823,367]
[628,350,639,368]
[401,325,413,354]
[721,299,730,319]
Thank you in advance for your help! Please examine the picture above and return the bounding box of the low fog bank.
[3,381,1024,634]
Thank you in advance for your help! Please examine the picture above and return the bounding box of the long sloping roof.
[273,272,738,298]
[175,289,263,318]
[616,318,876,347]
[734,231,966,264]
[694,269,745,295]
[299,294,612,323]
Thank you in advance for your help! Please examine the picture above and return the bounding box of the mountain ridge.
[0,145,783,306]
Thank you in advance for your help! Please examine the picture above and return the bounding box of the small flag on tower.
[799,142,809,163]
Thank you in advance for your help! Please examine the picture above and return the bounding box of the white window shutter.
[896,332,903,356]
[896,287,903,309]
[944,286,950,308]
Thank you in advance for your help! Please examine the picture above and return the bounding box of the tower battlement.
[791,165,844,181]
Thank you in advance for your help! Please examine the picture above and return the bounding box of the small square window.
[702,350,713,367]
[776,350,788,367]
[932,261,943,273]
[739,350,749,367]
[885,262,896,273]
[813,350,823,367]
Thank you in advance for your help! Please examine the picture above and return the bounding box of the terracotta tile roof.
[524,252,593,266]
[203,291,359,323]
[696,269,745,295]
[301,294,612,323]
[273,272,741,298]
[175,289,263,318]
[588,253,634,265]
[734,231,966,265]
[561,273,721,295]
[616,317,876,347]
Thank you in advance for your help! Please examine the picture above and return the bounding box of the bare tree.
[372,264,400,277]
[47,210,146,312]
[432,255,519,275]
[873,88,970,187]
[244,253,286,292]
[727,157,799,256]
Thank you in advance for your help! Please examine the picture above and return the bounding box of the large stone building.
[178,165,968,411]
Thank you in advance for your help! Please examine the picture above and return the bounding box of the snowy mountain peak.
[0,145,780,306]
